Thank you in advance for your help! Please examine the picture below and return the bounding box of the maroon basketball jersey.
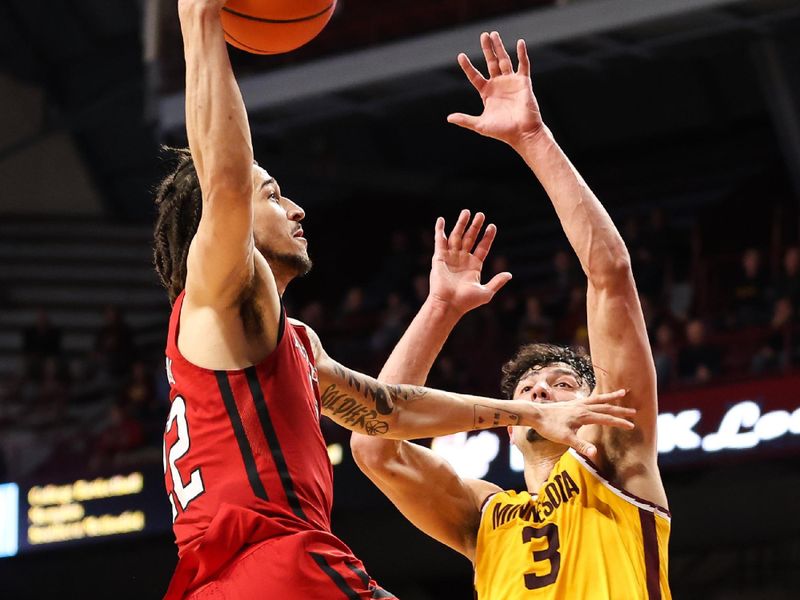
[162,291,334,598]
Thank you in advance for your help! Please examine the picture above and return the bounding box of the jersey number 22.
[164,395,205,521]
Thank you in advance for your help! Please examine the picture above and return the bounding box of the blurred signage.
[26,473,145,546]
[1,467,172,558]
[0,483,19,558]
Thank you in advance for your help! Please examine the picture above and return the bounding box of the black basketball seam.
[222,27,279,54]
[222,3,334,24]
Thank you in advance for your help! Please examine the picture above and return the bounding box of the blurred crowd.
[0,306,165,481]
[0,205,798,481]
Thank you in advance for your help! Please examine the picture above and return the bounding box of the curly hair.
[152,147,202,305]
[500,342,596,399]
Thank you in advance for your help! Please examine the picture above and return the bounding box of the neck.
[522,442,568,493]
[275,278,288,296]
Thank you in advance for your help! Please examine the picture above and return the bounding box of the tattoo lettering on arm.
[330,364,430,416]
[473,405,520,429]
[321,384,390,436]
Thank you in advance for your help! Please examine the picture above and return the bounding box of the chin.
[261,247,313,277]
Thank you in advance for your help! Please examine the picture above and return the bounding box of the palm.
[473,75,541,144]
[431,246,490,312]
[429,211,511,316]
[448,32,544,147]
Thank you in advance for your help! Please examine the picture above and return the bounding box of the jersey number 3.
[164,395,205,521]
[521,523,561,590]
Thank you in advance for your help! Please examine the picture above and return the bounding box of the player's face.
[509,363,591,447]
[251,166,312,278]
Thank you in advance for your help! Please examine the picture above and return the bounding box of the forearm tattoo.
[473,405,521,429]
[321,384,390,435]
[322,365,430,436]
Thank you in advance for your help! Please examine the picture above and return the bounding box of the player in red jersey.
[151,3,639,599]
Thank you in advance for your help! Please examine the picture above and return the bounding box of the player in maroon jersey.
[150,2,638,599]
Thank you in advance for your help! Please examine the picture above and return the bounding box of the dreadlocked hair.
[500,342,596,399]
[153,147,203,305]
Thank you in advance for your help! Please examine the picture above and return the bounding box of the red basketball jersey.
[161,291,334,599]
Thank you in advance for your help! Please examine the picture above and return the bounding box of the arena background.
[1,0,800,598]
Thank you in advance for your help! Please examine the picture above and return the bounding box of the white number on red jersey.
[163,395,205,520]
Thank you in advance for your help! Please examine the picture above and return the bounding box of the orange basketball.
[221,0,337,55]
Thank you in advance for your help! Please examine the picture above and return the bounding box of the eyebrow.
[519,367,579,385]
[259,177,276,190]
[550,368,579,379]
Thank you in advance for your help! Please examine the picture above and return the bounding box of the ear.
[507,426,514,441]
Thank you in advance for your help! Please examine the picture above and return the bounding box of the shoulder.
[465,479,504,514]
[288,319,326,361]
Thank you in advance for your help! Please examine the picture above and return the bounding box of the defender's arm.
[448,32,663,505]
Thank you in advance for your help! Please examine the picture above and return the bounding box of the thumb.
[447,113,481,131]
[571,437,597,460]
[486,272,512,295]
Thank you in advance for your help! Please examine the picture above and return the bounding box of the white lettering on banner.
[702,401,761,452]
[657,410,702,453]
[428,401,800,477]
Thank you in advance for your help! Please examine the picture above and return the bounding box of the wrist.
[423,295,466,325]
[510,124,553,155]
[516,399,543,429]
[178,0,221,21]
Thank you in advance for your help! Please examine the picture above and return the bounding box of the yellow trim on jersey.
[474,449,671,600]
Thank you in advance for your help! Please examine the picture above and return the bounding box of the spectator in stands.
[654,209,695,320]
[652,322,678,389]
[678,319,720,384]
[66,354,107,405]
[624,215,663,301]
[331,287,374,370]
[370,292,411,356]
[518,296,553,344]
[367,230,417,306]
[751,297,794,374]
[93,305,136,379]
[36,356,69,424]
[412,273,429,305]
[774,246,800,305]
[22,309,62,377]
[90,402,144,470]
[426,354,468,393]
[545,249,580,315]
[554,283,587,345]
[122,360,159,421]
[731,248,770,327]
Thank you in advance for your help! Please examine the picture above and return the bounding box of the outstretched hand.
[512,389,635,460]
[429,209,512,316]
[448,31,544,148]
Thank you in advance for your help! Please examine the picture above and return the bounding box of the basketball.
[220,0,337,55]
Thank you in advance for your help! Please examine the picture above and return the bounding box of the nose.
[532,381,550,401]
[285,197,305,222]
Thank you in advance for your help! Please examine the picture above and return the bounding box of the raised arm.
[352,212,510,559]
[179,0,279,326]
[448,32,664,506]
